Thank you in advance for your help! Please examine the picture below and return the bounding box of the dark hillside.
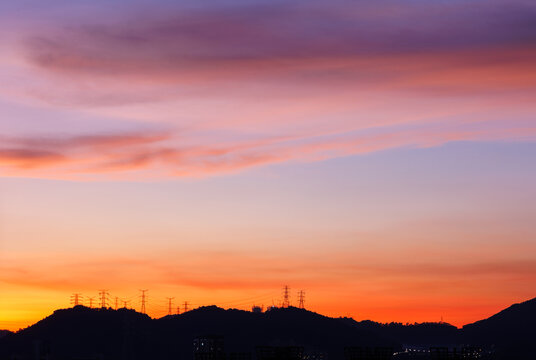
[1,298,535,360]
[0,305,395,360]
[462,298,536,360]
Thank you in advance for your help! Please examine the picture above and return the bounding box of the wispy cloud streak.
[0,0,534,178]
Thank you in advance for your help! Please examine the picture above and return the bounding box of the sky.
[0,0,535,331]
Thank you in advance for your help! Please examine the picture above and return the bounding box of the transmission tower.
[88,297,95,308]
[99,289,110,308]
[297,290,305,309]
[115,296,119,310]
[282,285,290,307]
[122,299,131,309]
[183,301,189,313]
[176,306,181,315]
[167,297,175,316]
[139,289,148,314]
[70,293,83,307]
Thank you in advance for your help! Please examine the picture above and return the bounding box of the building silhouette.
[193,335,225,360]
[252,305,263,313]
[303,351,328,360]
[256,346,304,360]
[344,346,393,360]
[228,352,253,360]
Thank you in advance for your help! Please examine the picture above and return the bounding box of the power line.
[282,285,290,308]
[70,293,83,306]
[88,297,95,309]
[139,289,148,314]
[99,289,110,308]
[221,292,278,309]
[166,297,175,316]
[69,287,306,317]
[218,291,279,306]
[298,290,305,309]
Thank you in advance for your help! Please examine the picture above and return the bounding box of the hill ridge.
[1,297,535,359]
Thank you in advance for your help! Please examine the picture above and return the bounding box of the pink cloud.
[0,117,534,179]
[0,0,534,180]
[0,148,66,168]
[12,0,534,107]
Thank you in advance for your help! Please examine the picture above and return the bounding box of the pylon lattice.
[282,285,291,307]
[99,289,110,308]
[139,289,148,314]
[70,293,83,306]
[167,297,175,316]
[298,290,305,309]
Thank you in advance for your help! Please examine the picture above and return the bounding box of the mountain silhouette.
[0,305,395,360]
[1,298,535,359]
[461,297,536,359]
[0,330,12,339]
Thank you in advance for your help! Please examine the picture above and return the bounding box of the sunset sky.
[1,0,535,331]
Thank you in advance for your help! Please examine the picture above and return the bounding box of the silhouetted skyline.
[2,297,536,359]
[1,0,535,335]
